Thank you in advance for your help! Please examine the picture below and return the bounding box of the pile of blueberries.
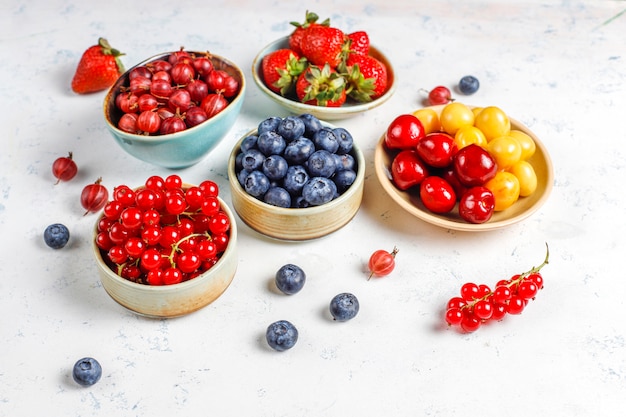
[234,114,358,208]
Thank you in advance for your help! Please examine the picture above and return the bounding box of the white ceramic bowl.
[374,106,554,231]
[104,51,245,169]
[227,124,365,240]
[93,194,238,318]
[252,36,396,121]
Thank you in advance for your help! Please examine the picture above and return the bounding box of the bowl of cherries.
[374,103,554,231]
[103,49,245,169]
[92,174,238,318]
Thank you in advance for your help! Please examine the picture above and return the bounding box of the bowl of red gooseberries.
[92,175,238,318]
[374,103,554,231]
[103,49,245,169]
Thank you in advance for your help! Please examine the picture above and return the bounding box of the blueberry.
[258,116,281,134]
[262,155,289,180]
[263,186,292,208]
[333,169,357,193]
[257,131,286,156]
[302,177,337,206]
[333,153,356,171]
[312,127,339,153]
[329,293,359,321]
[332,127,354,154]
[266,320,298,351]
[292,195,310,208]
[43,223,70,249]
[299,113,323,138]
[283,165,309,196]
[240,135,259,153]
[237,168,250,187]
[241,149,266,171]
[72,357,102,386]
[306,150,336,178]
[284,137,315,165]
[275,264,306,295]
[235,152,244,170]
[277,116,306,141]
[459,75,480,95]
[244,170,270,198]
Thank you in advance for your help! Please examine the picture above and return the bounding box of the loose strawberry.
[289,11,329,56]
[71,38,125,94]
[346,31,370,55]
[261,49,307,96]
[295,64,346,107]
[300,25,346,68]
[343,53,388,102]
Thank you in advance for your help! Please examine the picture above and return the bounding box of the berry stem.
[461,243,550,311]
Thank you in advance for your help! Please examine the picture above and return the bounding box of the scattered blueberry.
[264,186,292,208]
[332,127,354,155]
[277,116,306,141]
[333,169,357,193]
[312,127,339,153]
[241,149,266,171]
[302,177,337,206]
[299,113,323,137]
[329,292,360,321]
[44,223,70,249]
[458,75,480,95]
[283,165,309,196]
[275,264,306,295]
[284,137,315,165]
[244,170,270,198]
[257,131,286,156]
[266,320,299,351]
[306,150,336,178]
[257,116,281,134]
[72,357,102,386]
[262,155,289,181]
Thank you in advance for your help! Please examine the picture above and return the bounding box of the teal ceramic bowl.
[104,52,245,169]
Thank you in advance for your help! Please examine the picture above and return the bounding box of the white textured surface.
[1,1,625,415]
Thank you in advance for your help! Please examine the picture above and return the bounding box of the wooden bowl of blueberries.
[227,113,365,240]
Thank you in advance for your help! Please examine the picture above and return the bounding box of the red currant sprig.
[445,244,550,333]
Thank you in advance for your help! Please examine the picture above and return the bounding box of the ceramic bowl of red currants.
[374,104,554,231]
[252,36,396,121]
[103,49,245,169]
[227,114,365,240]
[92,176,238,318]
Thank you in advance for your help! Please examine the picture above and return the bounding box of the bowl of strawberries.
[252,12,396,121]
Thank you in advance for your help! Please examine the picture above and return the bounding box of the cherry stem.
[460,243,550,310]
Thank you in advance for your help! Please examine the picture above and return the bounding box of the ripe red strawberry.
[347,31,370,55]
[300,25,346,68]
[344,53,388,102]
[261,49,307,96]
[71,38,125,94]
[289,11,329,56]
[295,64,346,107]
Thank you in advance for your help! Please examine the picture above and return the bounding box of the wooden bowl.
[374,106,554,231]
[93,194,238,318]
[227,127,365,240]
[251,36,396,121]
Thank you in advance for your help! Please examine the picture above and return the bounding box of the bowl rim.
[227,122,366,217]
[103,51,246,143]
[374,105,555,232]
[93,193,238,291]
[251,36,397,116]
